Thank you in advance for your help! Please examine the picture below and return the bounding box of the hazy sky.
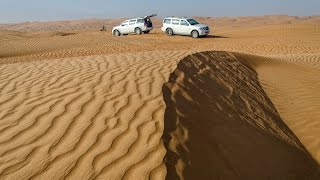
[0,0,319,23]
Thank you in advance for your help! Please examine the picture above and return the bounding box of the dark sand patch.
[162,51,320,180]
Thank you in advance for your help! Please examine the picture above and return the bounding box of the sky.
[0,0,319,23]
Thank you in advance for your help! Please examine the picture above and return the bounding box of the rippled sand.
[0,16,319,179]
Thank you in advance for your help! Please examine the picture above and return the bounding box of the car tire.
[113,30,121,36]
[144,30,150,34]
[191,30,199,38]
[166,28,174,36]
[135,28,142,35]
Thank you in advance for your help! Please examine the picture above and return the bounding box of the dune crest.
[162,51,320,179]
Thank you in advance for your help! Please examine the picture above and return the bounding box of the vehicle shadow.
[203,35,229,38]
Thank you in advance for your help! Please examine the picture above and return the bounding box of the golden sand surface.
[0,16,319,179]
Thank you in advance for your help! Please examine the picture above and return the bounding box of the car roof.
[165,16,192,20]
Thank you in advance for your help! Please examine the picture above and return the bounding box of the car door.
[128,19,137,33]
[119,20,129,34]
[179,20,191,35]
[171,19,180,34]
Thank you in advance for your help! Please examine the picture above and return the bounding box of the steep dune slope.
[233,53,320,164]
[162,51,320,180]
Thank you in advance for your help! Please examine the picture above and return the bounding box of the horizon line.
[0,14,319,25]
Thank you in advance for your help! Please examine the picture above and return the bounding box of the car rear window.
[137,19,144,23]
[129,20,136,25]
[121,20,129,26]
[172,19,180,25]
[164,19,171,24]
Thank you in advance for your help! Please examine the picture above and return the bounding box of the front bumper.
[199,29,210,36]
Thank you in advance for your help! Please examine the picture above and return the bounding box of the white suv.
[161,17,210,38]
[112,15,156,36]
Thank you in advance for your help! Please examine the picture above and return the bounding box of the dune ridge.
[0,51,319,179]
[230,52,320,162]
[162,51,320,179]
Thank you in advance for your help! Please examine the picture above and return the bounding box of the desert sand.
[163,51,320,179]
[0,15,319,179]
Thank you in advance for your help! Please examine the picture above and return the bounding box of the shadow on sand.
[162,51,320,180]
[204,35,229,38]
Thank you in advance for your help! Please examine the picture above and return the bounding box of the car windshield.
[187,19,199,25]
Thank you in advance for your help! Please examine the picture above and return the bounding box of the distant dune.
[0,15,319,32]
[0,18,126,32]
[0,16,319,179]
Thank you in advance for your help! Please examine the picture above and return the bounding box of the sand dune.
[231,53,320,162]
[162,51,320,179]
[0,16,319,179]
[258,62,320,162]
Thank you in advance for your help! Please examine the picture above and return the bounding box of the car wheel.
[113,30,120,36]
[135,28,142,35]
[166,28,173,36]
[144,30,150,34]
[191,30,199,38]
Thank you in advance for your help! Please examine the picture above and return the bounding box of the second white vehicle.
[161,17,210,38]
[112,14,156,36]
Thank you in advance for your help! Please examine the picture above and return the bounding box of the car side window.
[137,19,144,24]
[129,20,136,25]
[164,19,171,24]
[121,20,129,26]
[172,19,180,25]
[180,20,189,26]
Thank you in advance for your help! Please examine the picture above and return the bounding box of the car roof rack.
[166,16,190,19]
